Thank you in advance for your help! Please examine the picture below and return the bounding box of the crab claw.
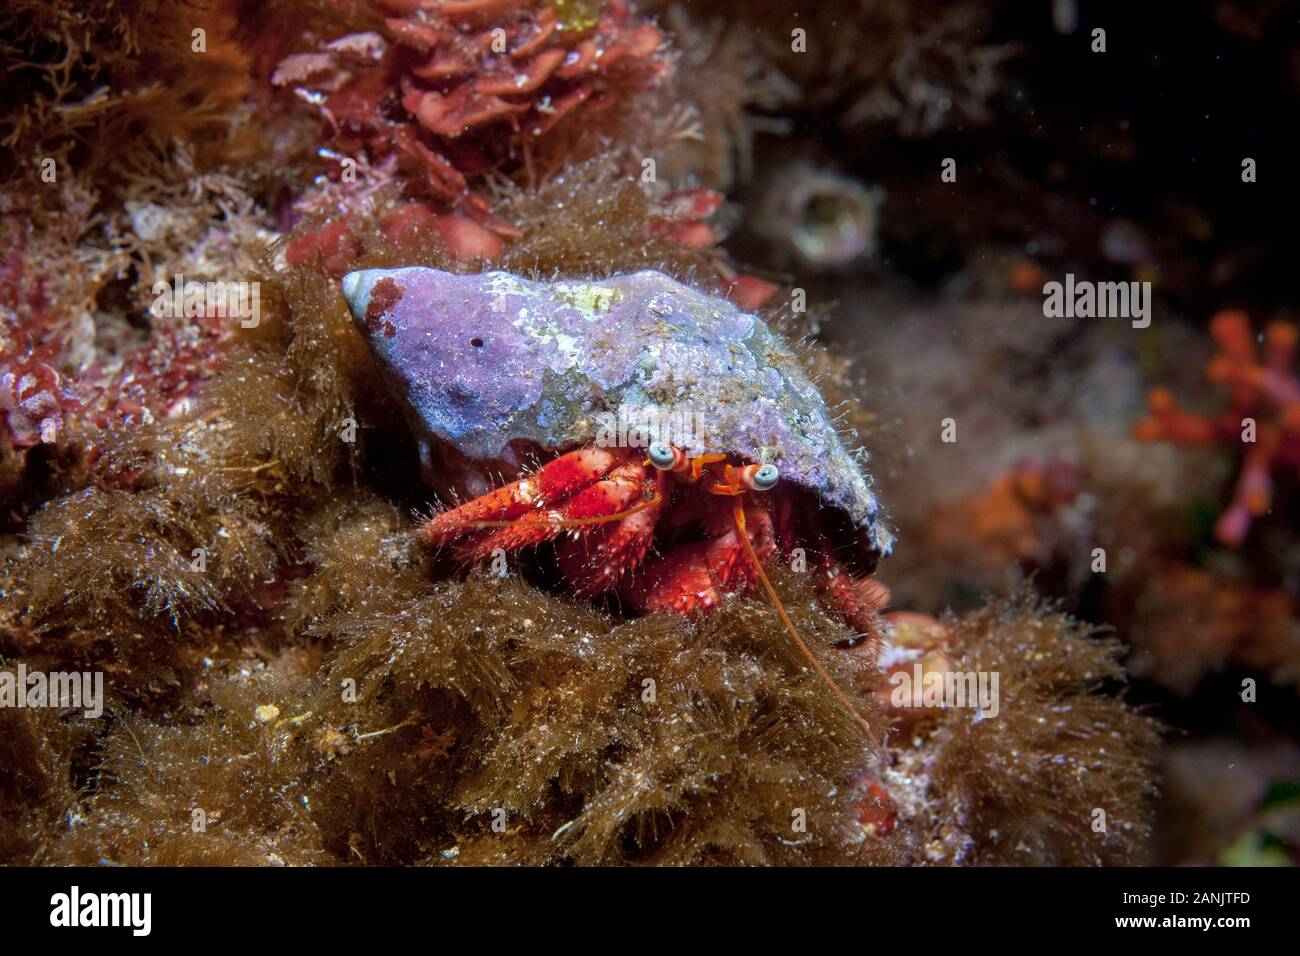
[425,447,627,545]
[451,456,652,558]
[555,470,668,596]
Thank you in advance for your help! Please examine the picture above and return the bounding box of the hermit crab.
[342,267,892,733]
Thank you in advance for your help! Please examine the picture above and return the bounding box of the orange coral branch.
[1135,310,1300,546]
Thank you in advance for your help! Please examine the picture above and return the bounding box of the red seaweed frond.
[275,0,671,271]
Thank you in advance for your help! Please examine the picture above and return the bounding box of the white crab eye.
[749,464,779,491]
[648,443,676,470]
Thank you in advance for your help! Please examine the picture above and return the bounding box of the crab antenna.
[730,498,881,752]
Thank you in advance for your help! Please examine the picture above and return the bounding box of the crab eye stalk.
[745,463,780,492]
[648,443,678,471]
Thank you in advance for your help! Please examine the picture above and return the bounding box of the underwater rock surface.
[343,267,892,558]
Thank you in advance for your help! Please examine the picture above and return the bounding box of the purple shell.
[342,267,892,559]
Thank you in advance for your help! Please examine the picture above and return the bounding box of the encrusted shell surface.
[342,267,892,559]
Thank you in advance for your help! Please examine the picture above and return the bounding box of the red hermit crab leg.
[816,557,891,649]
[771,493,889,648]
[620,447,778,611]
[556,468,670,596]
[620,501,777,613]
[425,446,626,544]
[454,457,655,559]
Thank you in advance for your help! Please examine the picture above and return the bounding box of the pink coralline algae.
[0,352,76,449]
[1,240,234,455]
[1,241,78,449]
[1135,310,1300,546]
